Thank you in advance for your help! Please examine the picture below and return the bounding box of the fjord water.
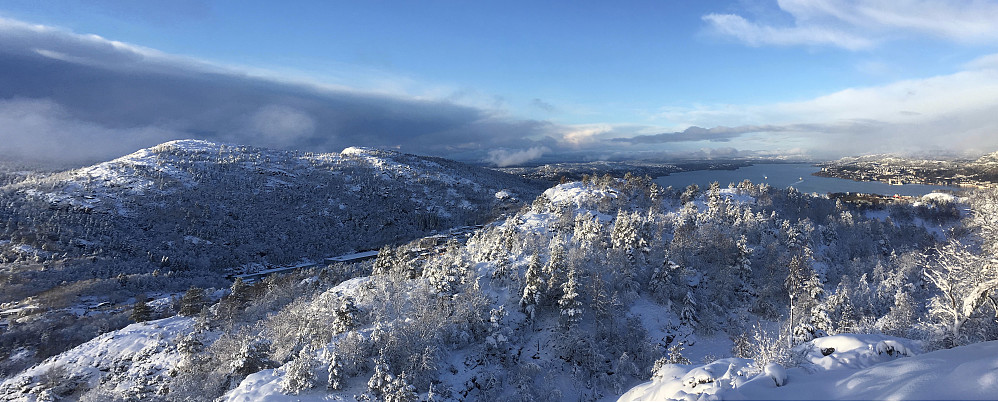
[654,163,958,196]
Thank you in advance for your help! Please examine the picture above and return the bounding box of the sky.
[1,0,998,166]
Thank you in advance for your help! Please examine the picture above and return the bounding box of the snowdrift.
[620,335,998,401]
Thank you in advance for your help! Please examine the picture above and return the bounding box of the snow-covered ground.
[620,334,998,401]
[0,316,195,401]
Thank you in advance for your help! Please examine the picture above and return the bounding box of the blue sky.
[1,1,998,165]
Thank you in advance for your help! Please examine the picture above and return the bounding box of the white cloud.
[247,105,317,147]
[0,98,182,165]
[704,0,998,49]
[965,53,998,70]
[560,124,614,147]
[646,66,998,157]
[486,147,549,167]
[702,13,873,50]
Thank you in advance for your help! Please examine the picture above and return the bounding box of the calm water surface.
[654,163,958,197]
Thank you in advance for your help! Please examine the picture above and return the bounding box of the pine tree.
[880,289,916,337]
[650,260,682,302]
[130,294,152,323]
[573,212,605,249]
[558,266,583,329]
[611,210,638,257]
[485,306,509,355]
[231,339,277,377]
[229,277,251,308]
[281,349,318,394]
[179,286,207,317]
[731,331,753,358]
[519,254,545,321]
[785,245,817,345]
[325,350,344,390]
[367,354,394,397]
[680,290,699,333]
[734,235,755,304]
[333,295,360,334]
[176,328,206,371]
[385,371,418,402]
[706,181,725,220]
[665,342,691,365]
[544,235,568,299]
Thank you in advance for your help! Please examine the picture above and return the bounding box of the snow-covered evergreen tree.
[229,277,252,308]
[734,235,756,304]
[333,295,361,334]
[519,254,545,321]
[664,342,691,365]
[367,354,394,397]
[281,349,318,394]
[558,266,583,329]
[231,339,277,377]
[386,371,418,402]
[324,349,344,390]
[650,259,682,303]
[130,294,152,323]
[544,235,569,300]
[680,289,699,336]
[179,286,207,317]
[785,245,823,344]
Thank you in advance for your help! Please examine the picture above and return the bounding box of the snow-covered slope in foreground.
[0,317,193,401]
[620,335,998,401]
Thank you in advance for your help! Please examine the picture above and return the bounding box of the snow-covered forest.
[4,151,998,400]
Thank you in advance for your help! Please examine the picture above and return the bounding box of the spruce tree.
[333,295,360,334]
[179,286,207,317]
[130,294,152,323]
[558,266,583,329]
[544,236,568,299]
[367,354,394,397]
[229,277,251,308]
[326,351,344,390]
[281,349,318,394]
[519,254,545,321]
[734,235,755,304]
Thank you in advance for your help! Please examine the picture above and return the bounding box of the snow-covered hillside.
[0,140,545,382]
[0,317,194,401]
[621,334,998,400]
[3,157,996,401]
[3,140,542,264]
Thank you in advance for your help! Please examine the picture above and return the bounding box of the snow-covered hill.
[3,139,542,265]
[1,138,544,275]
[0,316,194,401]
[0,139,545,381]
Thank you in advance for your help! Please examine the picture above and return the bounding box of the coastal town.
[816,152,998,189]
